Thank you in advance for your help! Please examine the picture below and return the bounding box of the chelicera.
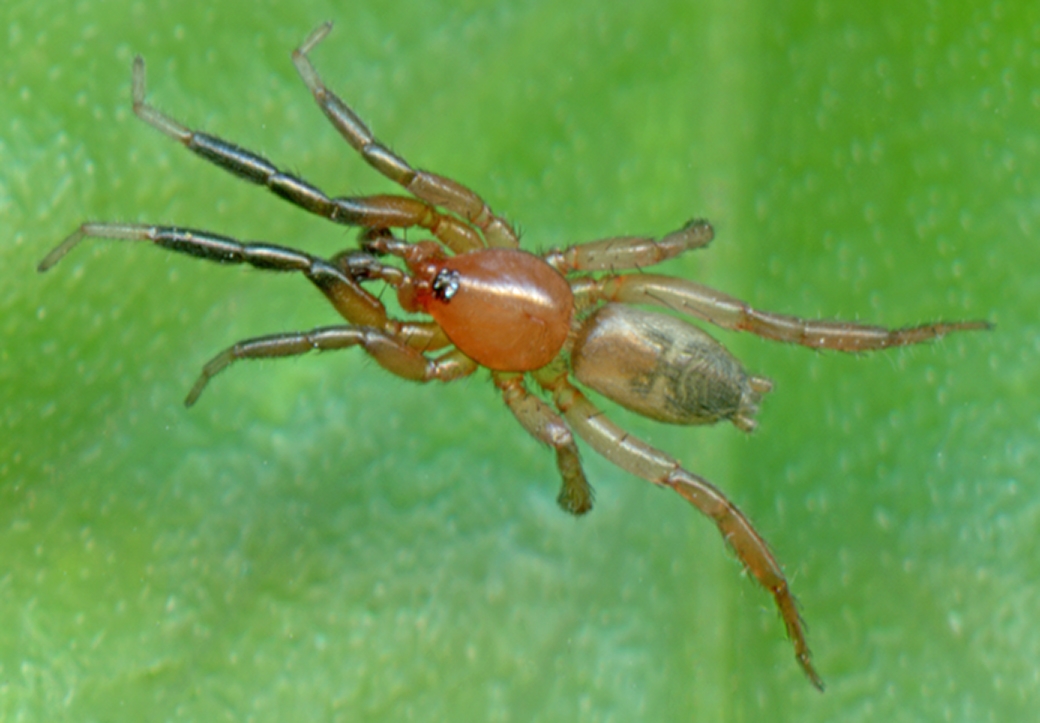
[39,23,991,689]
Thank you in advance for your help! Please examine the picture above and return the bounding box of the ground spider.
[39,23,991,689]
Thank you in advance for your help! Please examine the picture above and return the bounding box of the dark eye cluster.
[432,269,461,302]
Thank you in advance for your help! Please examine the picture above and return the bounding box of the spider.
[39,23,990,690]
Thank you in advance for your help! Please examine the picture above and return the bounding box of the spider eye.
[432,269,461,302]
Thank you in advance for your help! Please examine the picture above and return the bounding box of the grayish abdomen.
[571,304,771,431]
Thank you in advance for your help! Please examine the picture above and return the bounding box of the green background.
[3,1,1036,720]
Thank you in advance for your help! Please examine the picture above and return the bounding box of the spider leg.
[186,329,476,407]
[38,222,451,351]
[531,365,824,691]
[129,56,483,254]
[492,372,593,515]
[292,22,520,250]
[572,274,991,351]
[544,219,714,274]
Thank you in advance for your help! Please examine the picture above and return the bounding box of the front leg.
[292,22,520,249]
[38,222,451,353]
[131,56,484,254]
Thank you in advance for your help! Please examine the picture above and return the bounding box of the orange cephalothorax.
[417,249,573,371]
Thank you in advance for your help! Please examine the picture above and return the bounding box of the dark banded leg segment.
[37,222,449,351]
[130,56,484,254]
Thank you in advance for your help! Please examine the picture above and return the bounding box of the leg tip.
[131,55,146,105]
[297,21,333,56]
[799,651,826,692]
[38,228,86,272]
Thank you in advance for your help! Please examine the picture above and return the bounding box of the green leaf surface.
[2,1,1034,720]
